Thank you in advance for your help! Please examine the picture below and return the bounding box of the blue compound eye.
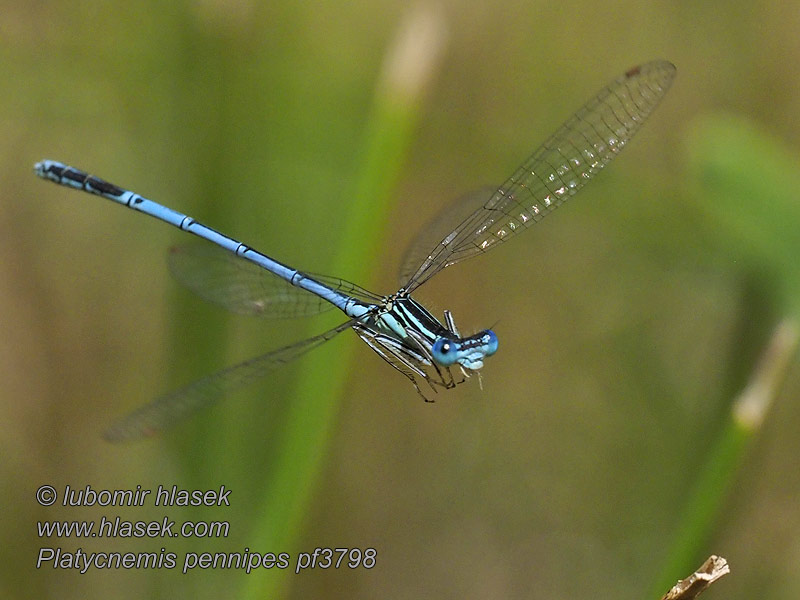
[432,337,458,366]
[484,330,498,356]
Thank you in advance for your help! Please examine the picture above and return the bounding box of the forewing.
[403,60,676,291]
[398,187,495,286]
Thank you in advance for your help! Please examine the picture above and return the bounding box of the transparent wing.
[104,318,357,442]
[168,244,382,318]
[398,187,494,286]
[403,60,676,292]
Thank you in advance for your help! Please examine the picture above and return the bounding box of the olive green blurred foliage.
[686,114,800,311]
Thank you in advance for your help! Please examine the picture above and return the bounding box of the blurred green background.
[3,1,800,599]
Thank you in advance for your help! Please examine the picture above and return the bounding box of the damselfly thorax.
[351,291,498,397]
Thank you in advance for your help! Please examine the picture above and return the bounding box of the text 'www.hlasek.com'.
[35,484,377,575]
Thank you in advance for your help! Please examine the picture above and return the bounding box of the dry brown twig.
[661,555,730,600]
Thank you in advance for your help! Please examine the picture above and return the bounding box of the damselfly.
[35,60,675,440]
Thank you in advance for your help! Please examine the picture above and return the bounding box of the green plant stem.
[240,65,437,600]
[652,318,799,597]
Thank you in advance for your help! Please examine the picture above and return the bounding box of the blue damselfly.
[35,60,675,440]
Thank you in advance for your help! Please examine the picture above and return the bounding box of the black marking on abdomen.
[87,175,124,196]
[61,167,88,186]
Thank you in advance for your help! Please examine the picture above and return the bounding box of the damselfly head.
[431,329,498,370]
